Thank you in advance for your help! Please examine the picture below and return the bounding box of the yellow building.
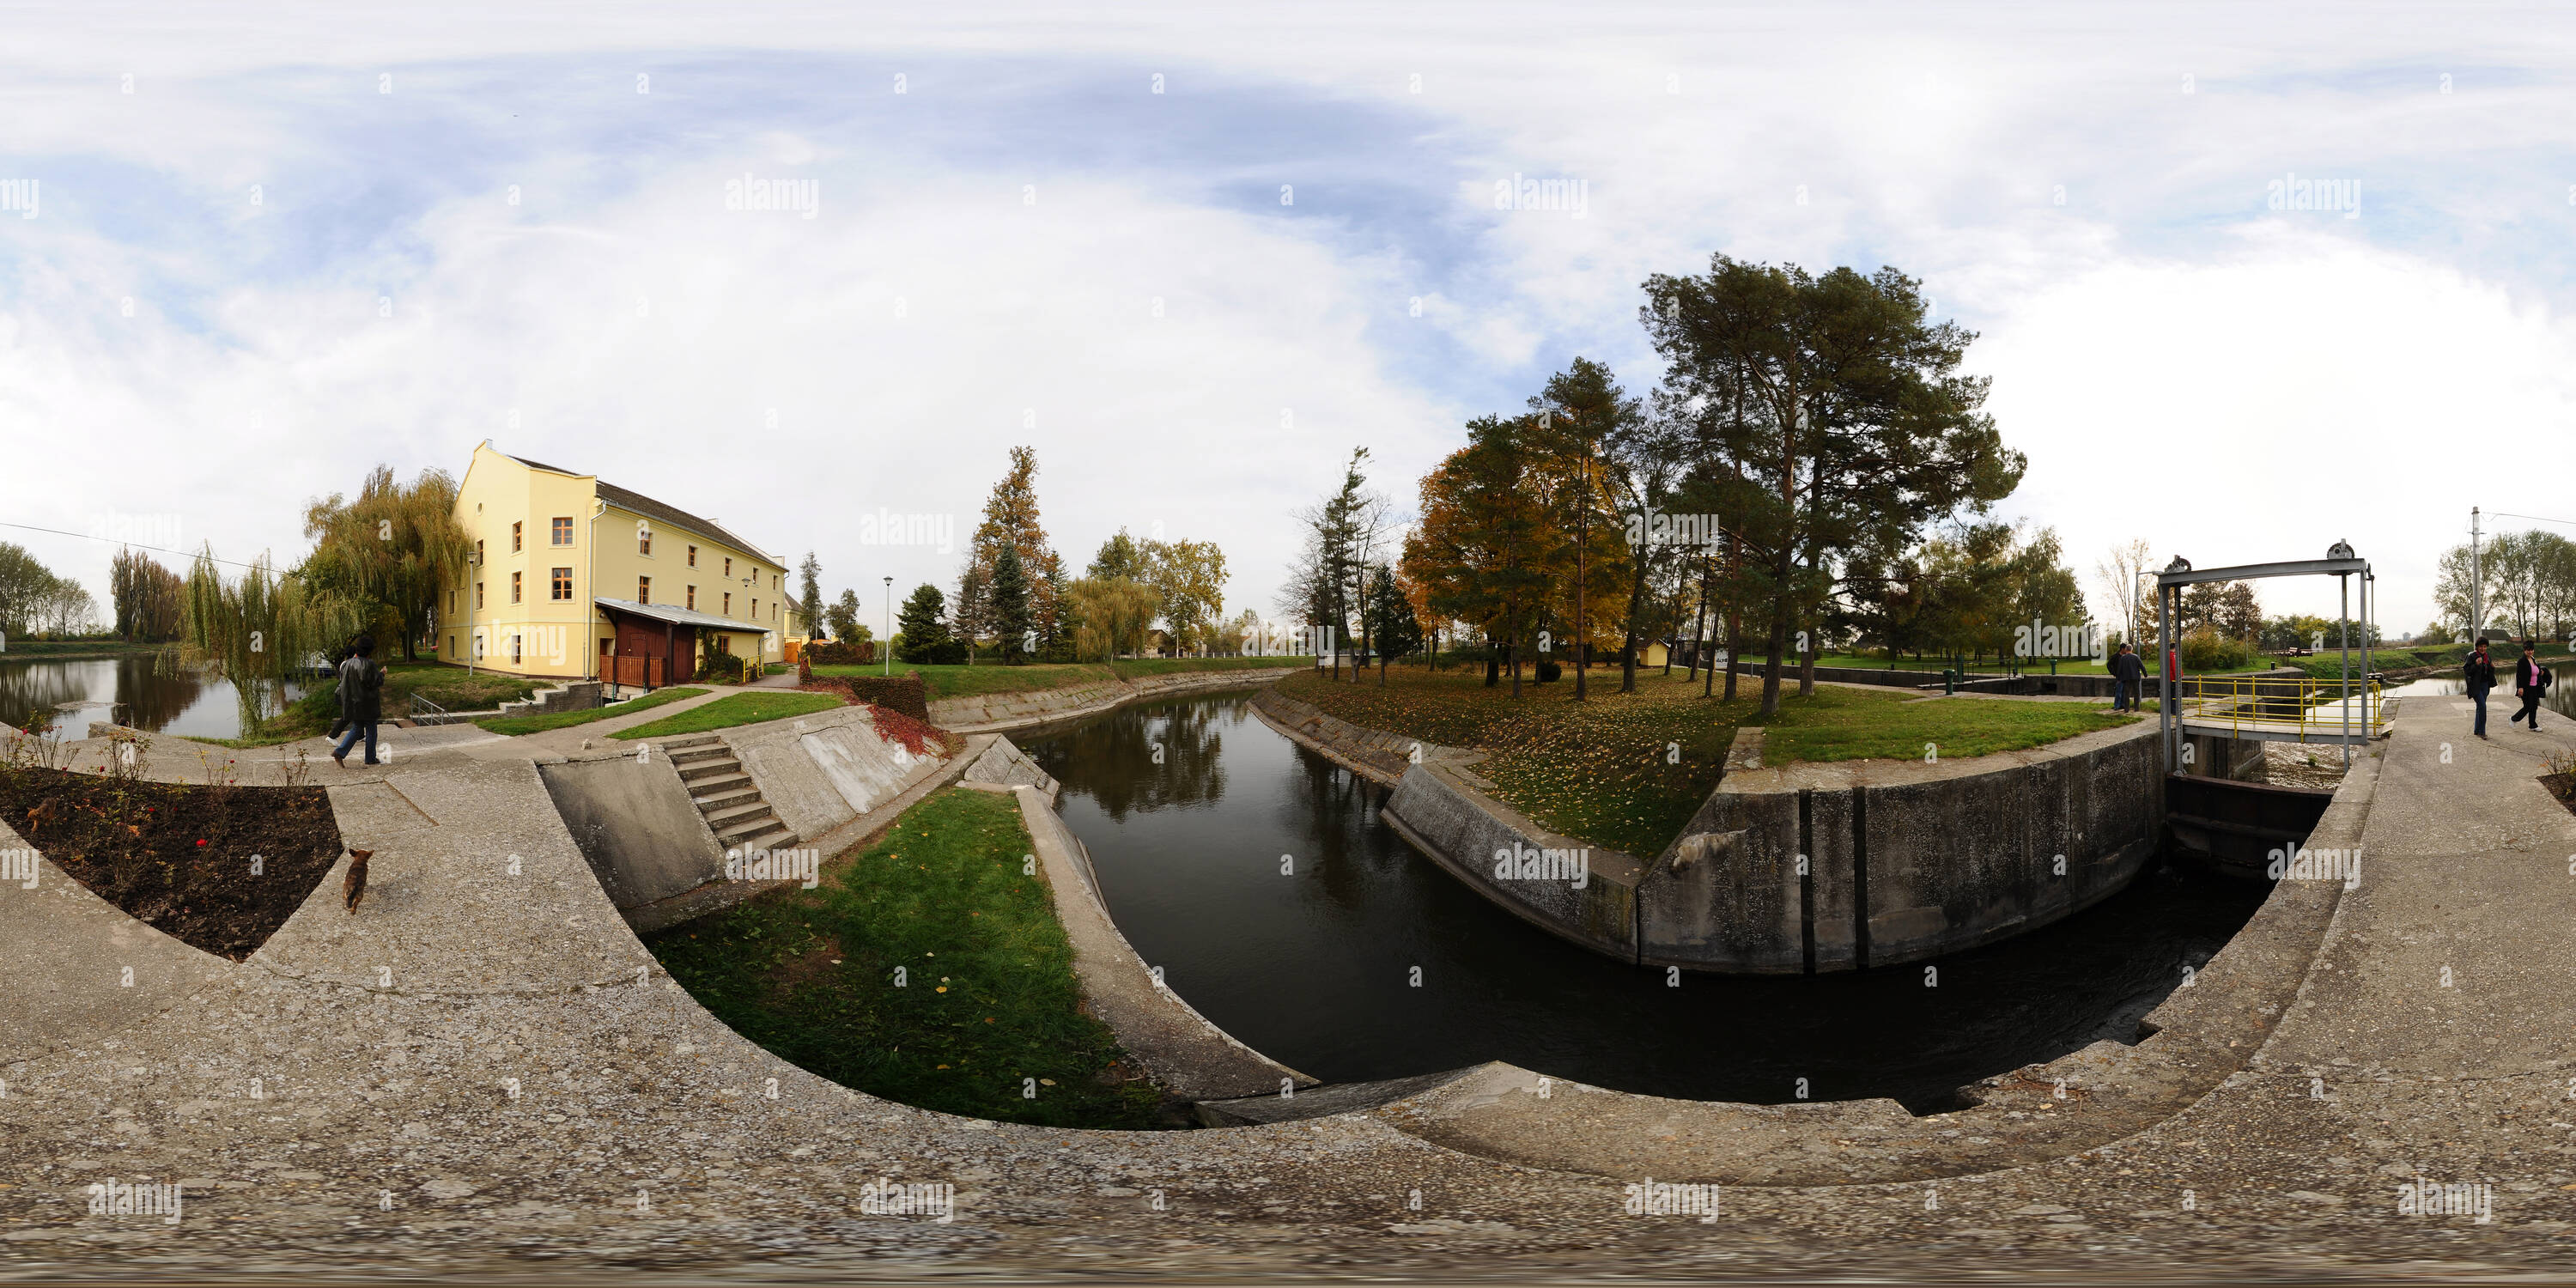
[436,443,791,684]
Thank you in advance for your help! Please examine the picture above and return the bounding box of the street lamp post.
[883,576,893,677]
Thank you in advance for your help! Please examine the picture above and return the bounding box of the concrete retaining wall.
[537,751,726,909]
[720,703,947,841]
[929,666,1299,732]
[1655,717,2163,972]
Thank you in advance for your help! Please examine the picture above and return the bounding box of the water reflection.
[1023,697,1230,820]
[1025,693,2272,1109]
[0,654,282,739]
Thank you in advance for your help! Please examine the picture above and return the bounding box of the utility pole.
[883,576,893,677]
[2470,507,2482,645]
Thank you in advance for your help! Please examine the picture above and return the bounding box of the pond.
[0,653,298,741]
[1023,691,2272,1112]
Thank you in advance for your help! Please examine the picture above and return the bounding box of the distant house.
[437,442,788,684]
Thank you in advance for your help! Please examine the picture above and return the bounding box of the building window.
[551,568,572,601]
[511,571,523,604]
[688,545,698,568]
[512,521,523,553]
[750,598,758,621]
[448,591,456,616]
[447,635,454,655]
[476,538,485,565]
[511,634,523,665]
[724,556,732,577]
[552,517,573,545]
[638,576,651,605]
[475,581,485,609]
[723,592,732,617]
[686,585,697,610]
[639,527,653,556]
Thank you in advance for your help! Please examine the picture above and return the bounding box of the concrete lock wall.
[1382,764,1643,958]
[1652,718,2164,973]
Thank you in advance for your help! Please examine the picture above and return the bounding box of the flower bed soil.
[0,766,343,960]
[2543,772,2576,819]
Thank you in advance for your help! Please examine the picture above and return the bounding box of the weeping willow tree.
[300,465,471,661]
[180,548,366,731]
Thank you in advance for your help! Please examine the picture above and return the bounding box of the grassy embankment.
[0,639,169,660]
[1279,665,2138,857]
[475,686,709,736]
[608,690,847,740]
[644,786,1167,1128]
[811,654,1310,701]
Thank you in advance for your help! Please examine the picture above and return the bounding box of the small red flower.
[195,838,208,847]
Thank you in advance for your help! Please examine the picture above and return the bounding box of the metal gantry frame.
[2154,542,2374,773]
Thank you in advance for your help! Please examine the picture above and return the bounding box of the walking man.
[2109,641,2144,711]
[2512,639,2549,730]
[2465,638,2497,739]
[333,635,386,768]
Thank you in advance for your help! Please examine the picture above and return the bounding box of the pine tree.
[798,553,824,642]
[896,584,951,663]
[989,544,1034,665]
[966,447,1066,653]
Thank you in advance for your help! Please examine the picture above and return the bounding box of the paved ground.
[3,686,2574,1279]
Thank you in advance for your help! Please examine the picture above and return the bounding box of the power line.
[0,519,276,573]
[2494,512,2576,530]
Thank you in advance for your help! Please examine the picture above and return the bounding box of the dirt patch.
[2542,772,2576,819]
[0,764,343,960]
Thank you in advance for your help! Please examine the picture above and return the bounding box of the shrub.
[697,650,750,684]
[802,639,876,665]
[1534,659,1563,683]
[2178,629,2251,671]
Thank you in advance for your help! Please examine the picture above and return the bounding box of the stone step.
[660,734,725,751]
[689,776,760,810]
[668,744,733,764]
[675,757,743,782]
[702,800,777,832]
[719,817,798,849]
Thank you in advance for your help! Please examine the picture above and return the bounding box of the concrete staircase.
[665,734,798,854]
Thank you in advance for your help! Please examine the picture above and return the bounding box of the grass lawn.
[1762,689,2139,765]
[643,787,1166,1128]
[1280,665,2144,856]
[476,686,709,736]
[380,660,544,714]
[608,690,847,740]
[813,655,1310,701]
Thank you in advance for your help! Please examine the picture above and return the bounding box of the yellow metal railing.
[2169,671,2388,741]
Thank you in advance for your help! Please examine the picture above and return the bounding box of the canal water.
[2385,659,2576,720]
[1023,692,2273,1112]
[0,653,289,740]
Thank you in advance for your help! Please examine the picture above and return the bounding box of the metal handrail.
[2171,671,2387,742]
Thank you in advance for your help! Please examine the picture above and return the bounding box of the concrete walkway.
[6,681,2576,1277]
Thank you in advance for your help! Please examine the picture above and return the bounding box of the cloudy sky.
[3,3,2570,635]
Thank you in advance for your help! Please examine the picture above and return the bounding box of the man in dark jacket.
[333,635,386,767]
[2109,641,2145,711]
[2464,640,2497,739]
[2512,639,2550,731]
